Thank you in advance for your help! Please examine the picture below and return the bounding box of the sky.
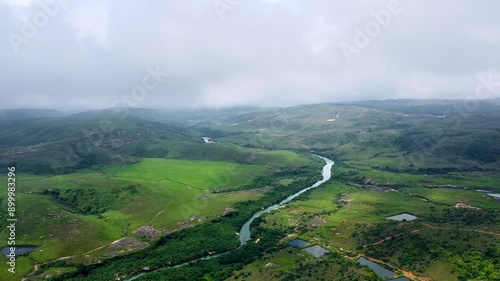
[1,0,500,110]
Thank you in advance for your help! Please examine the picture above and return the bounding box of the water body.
[287,238,309,248]
[303,245,329,258]
[287,239,329,258]
[202,137,215,143]
[386,213,418,222]
[356,257,394,278]
[1,246,38,258]
[487,193,500,199]
[240,155,334,244]
[126,155,334,281]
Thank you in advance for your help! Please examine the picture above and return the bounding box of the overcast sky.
[1,0,499,110]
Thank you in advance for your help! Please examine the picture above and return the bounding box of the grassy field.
[343,165,500,192]
[0,153,318,281]
[262,182,436,249]
[102,158,267,191]
[5,163,496,280]
[405,187,500,210]
[257,177,499,280]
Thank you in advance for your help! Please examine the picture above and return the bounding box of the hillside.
[0,109,67,121]
[0,100,499,281]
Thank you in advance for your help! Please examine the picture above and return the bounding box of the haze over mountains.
[2,99,499,175]
[2,1,500,110]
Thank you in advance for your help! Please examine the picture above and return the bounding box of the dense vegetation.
[135,226,286,281]
[364,231,500,280]
[38,184,139,215]
[356,208,500,280]
[277,251,382,281]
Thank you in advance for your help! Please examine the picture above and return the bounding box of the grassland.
[25,159,323,281]
[255,175,499,280]
[102,158,267,191]
[0,151,316,281]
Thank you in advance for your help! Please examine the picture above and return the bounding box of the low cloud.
[1,0,499,110]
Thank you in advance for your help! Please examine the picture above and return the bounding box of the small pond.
[356,257,394,278]
[287,238,309,248]
[1,246,38,258]
[202,137,215,143]
[303,245,329,258]
[386,213,418,222]
[487,193,500,199]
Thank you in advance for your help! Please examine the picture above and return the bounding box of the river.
[126,155,334,280]
[239,155,334,244]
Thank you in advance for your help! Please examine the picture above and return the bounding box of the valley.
[0,100,499,280]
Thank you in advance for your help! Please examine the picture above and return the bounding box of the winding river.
[126,155,334,280]
[239,155,334,244]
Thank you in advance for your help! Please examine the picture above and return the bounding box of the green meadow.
[0,153,316,281]
[102,158,267,191]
